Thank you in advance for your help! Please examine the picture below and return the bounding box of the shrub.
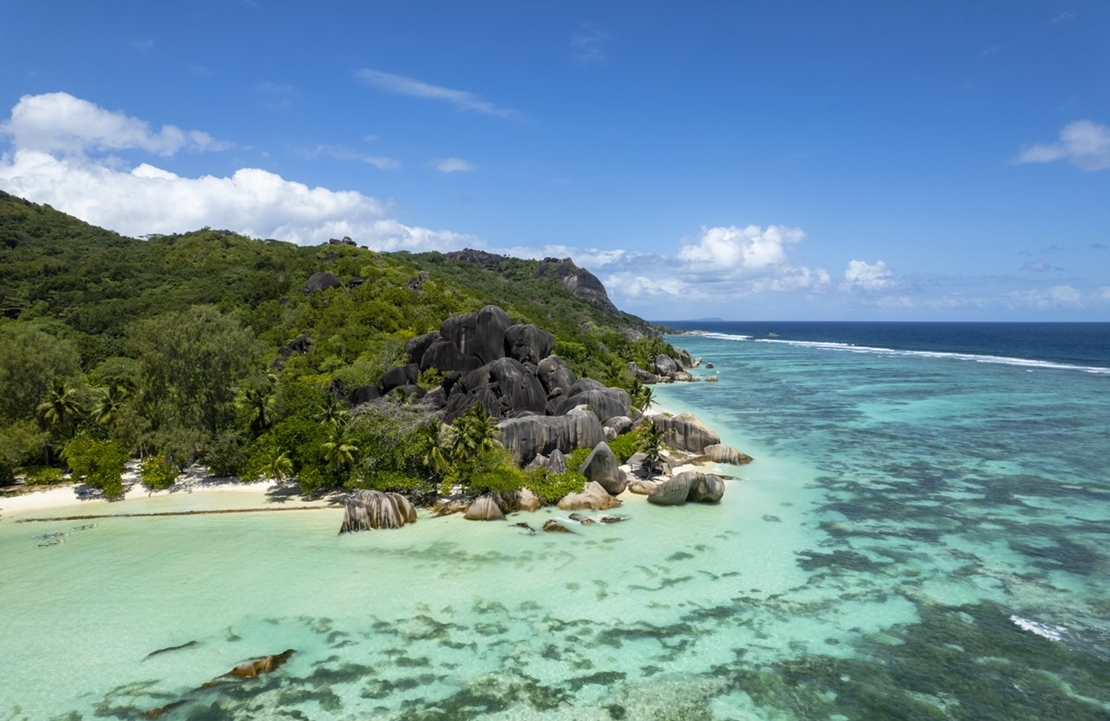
[24,465,66,486]
[526,468,587,504]
[140,454,177,490]
[607,430,641,463]
[63,436,128,498]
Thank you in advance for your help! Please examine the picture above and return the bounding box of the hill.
[0,190,676,494]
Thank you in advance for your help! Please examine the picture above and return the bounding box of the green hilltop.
[0,190,675,497]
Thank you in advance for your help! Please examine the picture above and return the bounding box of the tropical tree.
[417,418,453,479]
[322,426,358,470]
[260,447,293,482]
[636,386,655,413]
[639,419,666,474]
[316,393,348,427]
[451,404,501,465]
[37,378,84,431]
[92,383,131,427]
[239,376,277,436]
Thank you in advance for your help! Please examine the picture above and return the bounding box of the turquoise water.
[2,329,1109,719]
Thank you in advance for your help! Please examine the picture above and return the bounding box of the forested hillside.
[0,190,674,497]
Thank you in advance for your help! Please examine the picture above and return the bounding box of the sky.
[1,1,1108,321]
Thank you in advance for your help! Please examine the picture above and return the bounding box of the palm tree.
[451,404,500,464]
[37,378,83,432]
[316,393,348,427]
[417,418,453,478]
[639,419,666,474]
[636,386,654,413]
[261,448,293,482]
[322,427,358,470]
[92,384,130,427]
[240,383,275,436]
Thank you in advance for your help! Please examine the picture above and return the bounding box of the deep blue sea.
[1,322,1107,720]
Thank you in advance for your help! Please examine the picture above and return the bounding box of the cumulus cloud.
[842,260,896,291]
[0,92,227,156]
[1004,285,1084,309]
[1014,120,1110,171]
[1020,260,1062,273]
[602,272,688,299]
[678,225,806,275]
[0,93,478,251]
[434,157,477,173]
[357,69,520,120]
[571,23,610,66]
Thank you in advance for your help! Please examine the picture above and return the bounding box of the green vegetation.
[0,190,675,500]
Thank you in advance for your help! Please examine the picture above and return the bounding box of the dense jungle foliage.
[0,191,672,497]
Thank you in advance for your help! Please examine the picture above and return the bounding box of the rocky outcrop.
[579,442,627,496]
[505,324,554,365]
[557,481,622,511]
[537,356,577,396]
[380,364,420,395]
[653,413,721,453]
[543,519,573,533]
[464,494,505,521]
[549,382,631,422]
[445,248,511,272]
[535,257,622,317]
[653,354,682,376]
[647,471,726,506]
[305,271,342,294]
[703,443,752,465]
[340,490,417,532]
[445,357,547,420]
[498,408,605,464]
[603,415,634,437]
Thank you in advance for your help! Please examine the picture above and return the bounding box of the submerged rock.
[543,519,574,533]
[340,490,417,532]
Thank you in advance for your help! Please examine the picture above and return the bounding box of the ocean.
[1,322,1108,720]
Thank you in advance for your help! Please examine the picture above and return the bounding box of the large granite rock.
[305,271,342,294]
[340,490,417,532]
[537,356,577,395]
[443,305,512,366]
[603,415,635,437]
[557,481,622,511]
[535,257,622,317]
[497,408,605,464]
[703,443,752,465]
[647,475,693,506]
[550,386,631,422]
[579,442,627,496]
[379,364,420,395]
[653,354,682,376]
[464,494,505,521]
[685,472,726,503]
[505,324,554,365]
[445,357,548,420]
[653,413,721,453]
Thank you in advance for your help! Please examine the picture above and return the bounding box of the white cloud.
[1014,120,1110,171]
[306,144,400,170]
[0,93,478,251]
[678,225,806,275]
[0,92,226,157]
[842,259,896,291]
[572,23,610,66]
[357,69,519,120]
[1004,285,1084,309]
[435,157,477,173]
[602,272,688,299]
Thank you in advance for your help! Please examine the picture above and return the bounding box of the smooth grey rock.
[305,271,342,294]
[551,387,631,422]
[504,324,554,365]
[647,475,693,506]
[579,442,626,496]
[406,332,440,366]
[603,415,635,436]
[557,481,622,511]
[678,348,694,367]
[464,494,505,521]
[445,357,547,420]
[340,490,417,531]
[684,472,726,503]
[627,479,657,495]
[653,354,681,376]
[703,443,752,465]
[653,412,721,453]
[546,448,567,475]
[537,356,578,395]
[497,409,605,465]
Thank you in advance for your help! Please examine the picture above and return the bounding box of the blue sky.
[1,1,1107,321]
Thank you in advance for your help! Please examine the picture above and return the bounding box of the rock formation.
[556,481,622,511]
[534,257,623,317]
[579,442,627,496]
[647,471,726,506]
[653,413,721,453]
[340,490,417,532]
[702,443,752,465]
[498,408,605,464]
[304,271,342,294]
[464,494,505,521]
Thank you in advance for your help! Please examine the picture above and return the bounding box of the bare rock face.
[464,494,505,521]
[379,364,420,395]
[647,475,693,506]
[557,481,622,511]
[685,472,726,503]
[677,348,694,367]
[446,357,547,420]
[535,257,622,317]
[537,356,578,395]
[432,496,470,517]
[579,442,627,496]
[305,271,342,294]
[498,408,605,465]
[627,479,657,495]
[543,519,574,533]
[653,412,721,453]
[703,443,752,465]
[654,354,682,376]
[550,386,631,422]
[603,415,635,437]
[505,324,554,365]
[340,490,417,532]
[517,488,542,511]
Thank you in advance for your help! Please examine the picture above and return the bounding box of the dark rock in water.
[684,472,726,503]
[305,271,342,294]
[705,362,714,369]
[653,354,682,376]
[512,522,537,535]
[677,348,694,368]
[598,515,628,524]
[464,494,505,521]
[498,409,605,465]
[568,512,595,525]
[341,490,417,532]
[543,519,574,533]
[579,442,627,496]
[229,649,296,678]
[144,640,198,660]
[647,475,693,506]
[505,324,554,364]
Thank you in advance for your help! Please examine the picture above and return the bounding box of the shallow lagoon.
[2,332,1108,720]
